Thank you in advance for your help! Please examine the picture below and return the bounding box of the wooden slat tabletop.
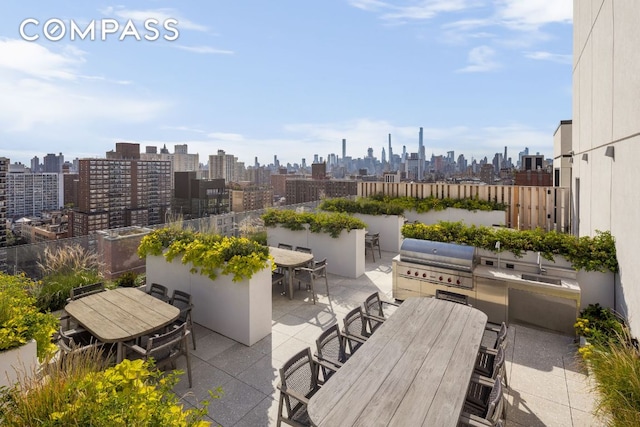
[65,287,180,343]
[308,297,487,427]
[269,247,314,268]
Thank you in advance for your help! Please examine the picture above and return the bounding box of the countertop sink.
[520,274,562,286]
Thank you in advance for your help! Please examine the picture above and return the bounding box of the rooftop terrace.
[169,251,605,427]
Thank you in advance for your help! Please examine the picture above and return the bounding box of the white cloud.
[0,38,86,80]
[456,45,499,72]
[207,132,245,142]
[100,6,208,32]
[525,51,572,64]
[348,0,478,22]
[496,0,572,28]
[0,38,168,133]
[173,45,234,55]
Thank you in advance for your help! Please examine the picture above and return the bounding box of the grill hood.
[399,238,476,272]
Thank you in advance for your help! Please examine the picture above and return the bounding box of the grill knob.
[439,276,443,281]
[422,273,427,278]
[407,270,411,275]
[456,279,461,285]
[414,272,419,277]
[448,278,452,283]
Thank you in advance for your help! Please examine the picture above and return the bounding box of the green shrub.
[586,334,640,427]
[575,304,626,346]
[138,228,271,282]
[262,209,367,238]
[401,221,618,273]
[0,272,58,361]
[369,193,507,213]
[319,198,405,216]
[0,350,214,426]
[115,271,139,288]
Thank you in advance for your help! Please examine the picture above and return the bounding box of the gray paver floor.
[171,251,604,426]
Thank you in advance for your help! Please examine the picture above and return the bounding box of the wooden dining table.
[64,287,180,363]
[269,247,314,300]
[308,297,488,427]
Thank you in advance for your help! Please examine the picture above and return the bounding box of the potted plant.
[0,272,59,388]
[138,227,273,346]
[262,209,368,278]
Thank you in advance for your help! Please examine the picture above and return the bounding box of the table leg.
[288,267,294,300]
[116,342,124,363]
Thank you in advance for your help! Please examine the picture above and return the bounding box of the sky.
[0,1,573,167]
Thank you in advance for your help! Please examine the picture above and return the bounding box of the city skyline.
[1,2,572,166]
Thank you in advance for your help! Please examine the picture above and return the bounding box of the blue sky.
[0,1,573,167]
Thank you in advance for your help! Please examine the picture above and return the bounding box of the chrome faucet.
[537,252,547,275]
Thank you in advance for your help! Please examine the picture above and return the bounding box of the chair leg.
[188,317,196,350]
[377,245,381,259]
[324,276,329,297]
[184,337,192,388]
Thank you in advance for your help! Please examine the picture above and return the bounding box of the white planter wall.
[0,339,37,389]
[404,208,506,227]
[353,213,404,253]
[145,255,272,346]
[577,270,615,310]
[267,226,365,278]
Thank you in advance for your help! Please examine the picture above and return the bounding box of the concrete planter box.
[0,339,37,389]
[353,213,404,253]
[97,227,152,280]
[577,270,615,310]
[267,225,366,278]
[404,208,506,227]
[144,255,272,346]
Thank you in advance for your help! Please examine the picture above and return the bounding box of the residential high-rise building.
[6,171,62,218]
[173,172,229,218]
[0,157,8,250]
[30,156,40,173]
[229,183,273,212]
[141,144,199,191]
[209,150,238,183]
[70,143,171,236]
[43,153,64,173]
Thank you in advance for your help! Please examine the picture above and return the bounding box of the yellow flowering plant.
[0,272,58,361]
[138,228,272,282]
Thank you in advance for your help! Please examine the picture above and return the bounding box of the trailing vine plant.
[401,221,618,273]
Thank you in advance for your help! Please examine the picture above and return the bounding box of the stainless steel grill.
[395,239,477,290]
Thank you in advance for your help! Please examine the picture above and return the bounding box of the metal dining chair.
[123,323,193,388]
[342,307,370,353]
[460,375,505,426]
[315,324,350,381]
[362,292,400,333]
[148,283,170,302]
[169,290,196,350]
[292,258,329,304]
[364,232,381,262]
[278,243,293,250]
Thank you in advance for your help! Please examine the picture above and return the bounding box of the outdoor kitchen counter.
[473,265,581,294]
[474,265,580,335]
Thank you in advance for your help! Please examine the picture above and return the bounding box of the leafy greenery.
[378,193,506,212]
[114,271,139,288]
[0,350,214,426]
[319,197,405,216]
[138,228,272,282]
[573,306,640,425]
[0,272,58,361]
[575,304,626,348]
[262,209,367,238]
[401,221,618,273]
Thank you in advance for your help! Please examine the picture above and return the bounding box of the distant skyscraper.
[388,134,393,168]
[342,139,346,161]
[418,127,424,180]
[382,147,386,164]
[30,156,40,173]
[43,153,64,173]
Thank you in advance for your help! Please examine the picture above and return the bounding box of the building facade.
[0,157,7,249]
[570,1,640,332]
[6,172,63,218]
[141,144,199,191]
[285,179,358,205]
[70,143,171,236]
[173,172,229,218]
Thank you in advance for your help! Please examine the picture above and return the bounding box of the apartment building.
[230,185,273,212]
[0,157,7,249]
[173,172,229,218]
[141,144,199,191]
[70,143,171,236]
[6,172,62,218]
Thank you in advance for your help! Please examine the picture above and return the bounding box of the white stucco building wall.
[572,0,640,332]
